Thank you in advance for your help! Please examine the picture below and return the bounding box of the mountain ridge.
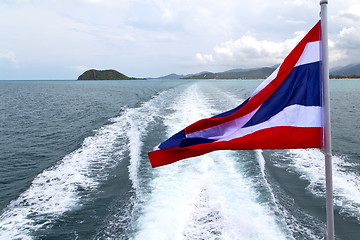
[330,63,360,78]
[156,63,360,79]
[181,67,276,79]
[77,63,360,80]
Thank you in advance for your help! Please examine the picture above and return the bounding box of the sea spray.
[134,83,215,239]
[285,149,360,220]
[254,150,322,239]
[0,85,177,239]
[97,85,192,238]
[134,83,288,239]
[0,116,129,239]
[1,80,359,239]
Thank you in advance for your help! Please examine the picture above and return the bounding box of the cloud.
[72,65,90,73]
[4,0,131,6]
[329,4,360,65]
[330,25,360,65]
[285,19,307,25]
[195,53,214,64]
[154,0,174,22]
[338,4,360,21]
[196,31,305,68]
[0,51,17,67]
[1,0,360,79]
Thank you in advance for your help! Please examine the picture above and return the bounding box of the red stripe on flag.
[149,126,322,168]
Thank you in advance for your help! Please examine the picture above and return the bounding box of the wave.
[0,85,178,239]
[133,83,289,239]
[256,150,325,239]
[279,148,360,221]
[95,85,189,239]
[0,115,130,239]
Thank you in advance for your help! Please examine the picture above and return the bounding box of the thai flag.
[149,21,323,168]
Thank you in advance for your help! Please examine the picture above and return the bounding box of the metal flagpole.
[320,1,335,239]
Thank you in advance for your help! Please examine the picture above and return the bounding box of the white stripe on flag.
[219,105,322,142]
[186,106,261,140]
[295,41,321,67]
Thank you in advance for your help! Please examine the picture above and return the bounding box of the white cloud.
[72,65,90,73]
[6,0,131,6]
[1,0,360,79]
[329,4,360,66]
[330,25,360,65]
[338,4,360,21]
[286,19,307,25]
[196,31,305,68]
[196,53,214,64]
[154,0,174,22]
[0,51,18,67]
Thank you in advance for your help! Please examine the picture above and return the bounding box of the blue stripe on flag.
[244,62,321,127]
[179,137,216,148]
[158,130,186,149]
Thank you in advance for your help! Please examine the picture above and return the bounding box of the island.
[77,69,134,80]
[77,63,360,80]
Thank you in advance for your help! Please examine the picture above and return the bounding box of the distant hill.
[223,67,262,73]
[157,73,185,79]
[330,63,360,78]
[182,67,276,79]
[77,69,133,80]
[77,63,360,81]
[155,71,212,79]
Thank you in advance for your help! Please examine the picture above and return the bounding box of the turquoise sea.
[0,79,359,239]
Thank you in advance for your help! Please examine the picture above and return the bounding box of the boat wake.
[133,83,289,239]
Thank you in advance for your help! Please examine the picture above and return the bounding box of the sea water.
[0,79,359,239]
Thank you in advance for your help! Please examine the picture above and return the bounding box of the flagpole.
[320,1,335,240]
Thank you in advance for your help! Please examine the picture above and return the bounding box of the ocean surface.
[0,79,359,240]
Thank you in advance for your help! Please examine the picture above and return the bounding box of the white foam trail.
[0,117,129,239]
[134,83,216,239]
[256,150,322,239]
[134,82,288,239]
[284,149,360,220]
[256,150,281,209]
[123,88,183,198]
[98,86,187,238]
[0,86,176,239]
[124,108,150,194]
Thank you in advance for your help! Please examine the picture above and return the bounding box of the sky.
[0,0,359,80]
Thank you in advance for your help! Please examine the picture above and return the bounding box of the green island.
[77,69,136,80]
